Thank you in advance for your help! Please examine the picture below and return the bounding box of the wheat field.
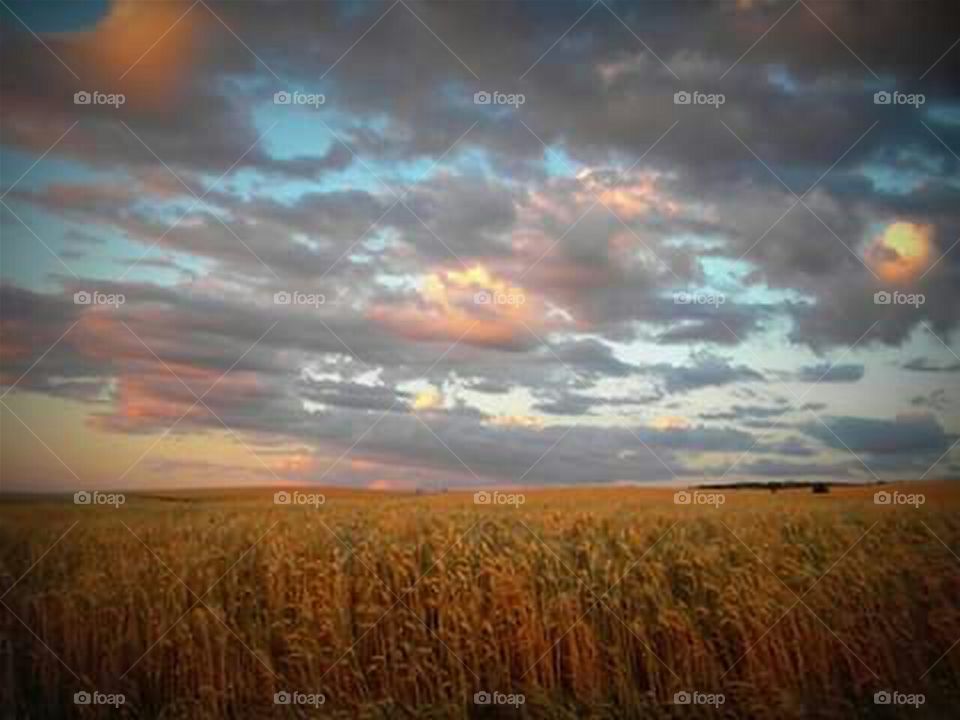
[1,482,958,718]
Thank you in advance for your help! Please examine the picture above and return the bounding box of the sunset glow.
[2,1,960,716]
[866,222,935,284]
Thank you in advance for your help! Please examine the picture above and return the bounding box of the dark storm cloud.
[532,393,600,417]
[299,379,412,413]
[794,363,865,383]
[0,283,778,486]
[701,404,790,422]
[394,173,520,260]
[903,357,960,373]
[463,378,512,395]
[8,183,393,283]
[0,283,611,419]
[911,389,950,412]
[548,338,637,378]
[0,284,101,394]
[759,436,819,458]
[3,0,959,351]
[2,0,960,487]
[645,352,765,394]
[531,389,661,417]
[802,412,953,455]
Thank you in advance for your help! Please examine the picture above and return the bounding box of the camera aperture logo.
[673,690,725,708]
[74,290,125,308]
[873,90,924,108]
[874,690,925,708]
[74,691,125,708]
[674,90,725,108]
[274,490,325,508]
[274,290,326,308]
[674,490,725,508]
[474,290,525,307]
[874,490,925,508]
[474,90,525,108]
[473,691,525,708]
[273,90,325,108]
[274,690,325,707]
[74,490,125,508]
[873,290,924,308]
[474,490,525,508]
[73,90,125,108]
[674,291,725,307]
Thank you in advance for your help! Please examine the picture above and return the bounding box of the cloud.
[645,353,765,394]
[911,389,949,412]
[301,379,411,413]
[532,389,660,417]
[903,357,960,373]
[802,413,952,455]
[794,363,865,383]
[701,404,790,421]
[2,0,960,489]
[368,264,542,350]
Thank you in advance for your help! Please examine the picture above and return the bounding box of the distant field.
[1,482,958,718]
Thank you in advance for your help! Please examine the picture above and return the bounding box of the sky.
[1,0,958,492]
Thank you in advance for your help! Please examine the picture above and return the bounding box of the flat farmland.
[1,482,958,718]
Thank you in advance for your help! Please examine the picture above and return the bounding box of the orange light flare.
[650,415,691,431]
[412,387,444,411]
[59,0,206,111]
[271,451,316,476]
[487,414,545,430]
[865,222,935,285]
